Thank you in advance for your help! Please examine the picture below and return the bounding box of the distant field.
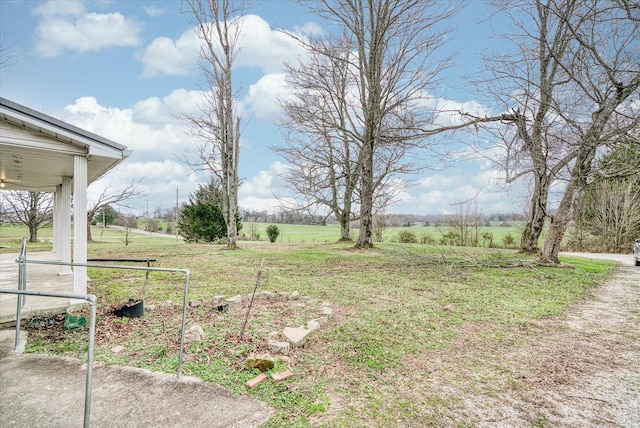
[244,222,523,246]
[0,221,524,250]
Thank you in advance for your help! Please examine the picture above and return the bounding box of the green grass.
[243,222,523,245]
[2,223,619,426]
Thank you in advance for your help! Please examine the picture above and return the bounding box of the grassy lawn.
[1,224,616,426]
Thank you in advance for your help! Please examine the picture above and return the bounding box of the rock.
[81,361,105,371]
[162,300,173,307]
[246,354,275,372]
[290,291,300,300]
[312,316,328,327]
[279,356,292,366]
[267,340,290,355]
[256,291,277,300]
[145,304,156,311]
[211,295,226,306]
[307,319,321,331]
[269,331,281,339]
[283,327,311,347]
[111,345,124,354]
[321,306,333,318]
[225,295,243,304]
[184,325,205,343]
[189,299,203,308]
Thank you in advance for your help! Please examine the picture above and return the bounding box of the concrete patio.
[0,252,73,326]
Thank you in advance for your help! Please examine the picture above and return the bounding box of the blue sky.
[0,0,527,217]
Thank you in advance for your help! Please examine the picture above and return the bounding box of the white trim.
[73,156,87,294]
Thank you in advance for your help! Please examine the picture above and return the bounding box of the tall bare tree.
[295,0,506,249]
[478,0,639,262]
[0,191,53,242]
[277,34,360,241]
[537,0,640,264]
[476,0,580,254]
[181,0,244,249]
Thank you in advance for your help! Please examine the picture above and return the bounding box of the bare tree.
[295,0,507,249]
[0,32,23,85]
[0,191,53,242]
[448,197,483,248]
[478,0,639,263]
[114,213,139,246]
[86,178,142,242]
[277,33,363,242]
[538,0,640,264]
[181,0,245,249]
[476,0,580,253]
[573,179,640,252]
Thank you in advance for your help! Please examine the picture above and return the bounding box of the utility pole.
[175,188,179,241]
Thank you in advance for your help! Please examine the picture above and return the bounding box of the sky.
[0,0,529,217]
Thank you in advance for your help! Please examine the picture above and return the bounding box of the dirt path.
[463,253,640,427]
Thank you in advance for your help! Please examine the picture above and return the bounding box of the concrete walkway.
[0,331,273,427]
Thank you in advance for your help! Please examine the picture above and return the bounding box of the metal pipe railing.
[11,257,191,378]
[5,249,191,427]
[0,288,97,428]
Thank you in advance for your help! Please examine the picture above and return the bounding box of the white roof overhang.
[0,97,131,193]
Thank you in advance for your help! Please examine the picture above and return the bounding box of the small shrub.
[440,230,461,246]
[481,232,494,248]
[502,232,516,248]
[266,225,280,243]
[397,230,418,243]
[419,233,435,244]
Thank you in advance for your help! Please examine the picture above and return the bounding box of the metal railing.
[1,238,191,428]
[0,288,98,428]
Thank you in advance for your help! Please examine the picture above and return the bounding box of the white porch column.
[53,185,61,258]
[73,155,88,295]
[60,177,72,275]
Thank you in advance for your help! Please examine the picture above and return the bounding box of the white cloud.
[235,15,305,73]
[61,92,204,159]
[143,6,167,17]
[131,89,204,124]
[385,162,517,215]
[138,30,200,77]
[58,95,206,212]
[243,73,290,122]
[33,0,141,57]
[420,96,493,128]
[138,14,305,77]
[239,161,291,213]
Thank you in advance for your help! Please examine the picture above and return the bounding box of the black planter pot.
[114,299,144,318]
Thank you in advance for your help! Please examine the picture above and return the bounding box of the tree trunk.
[87,213,94,242]
[520,174,551,253]
[337,211,352,242]
[355,139,375,249]
[538,199,571,265]
[29,224,38,243]
[538,145,598,264]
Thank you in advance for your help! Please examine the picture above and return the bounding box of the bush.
[502,232,516,248]
[440,230,461,246]
[420,233,435,245]
[397,230,418,243]
[266,225,280,243]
